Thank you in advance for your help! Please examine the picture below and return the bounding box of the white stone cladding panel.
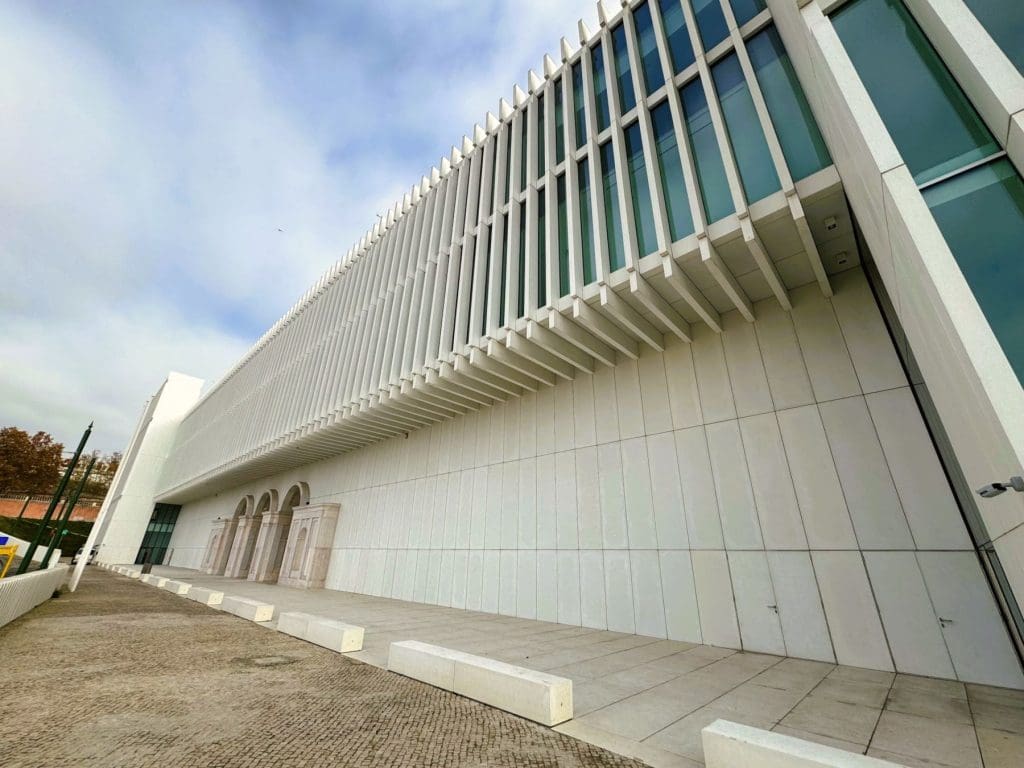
[166,269,1021,687]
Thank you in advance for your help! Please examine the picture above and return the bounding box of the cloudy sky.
[0,0,594,454]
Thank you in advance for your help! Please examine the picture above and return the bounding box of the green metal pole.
[16,423,92,574]
[40,456,96,570]
[16,495,31,519]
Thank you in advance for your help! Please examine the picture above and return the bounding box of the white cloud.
[0,0,596,453]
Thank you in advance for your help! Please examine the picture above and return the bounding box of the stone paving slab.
[145,565,1024,768]
[0,568,643,768]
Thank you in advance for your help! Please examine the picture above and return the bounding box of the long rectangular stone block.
[160,579,191,595]
[306,618,364,653]
[387,641,573,725]
[140,574,167,587]
[186,587,223,606]
[702,720,905,768]
[126,570,141,579]
[221,595,274,622]
[277,612,317,639]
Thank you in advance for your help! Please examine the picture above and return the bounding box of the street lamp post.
[40,455,97,569]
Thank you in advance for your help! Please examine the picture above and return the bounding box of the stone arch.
[253,489,278,518]
[257,482,307,582]
[234,495,254,519]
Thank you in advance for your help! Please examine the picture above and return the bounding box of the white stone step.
[160,579,191,596]
[186,587,224,606]
[221,595,274,622]
[387,641,573,726]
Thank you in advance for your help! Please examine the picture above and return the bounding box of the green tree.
[0,427,65,494]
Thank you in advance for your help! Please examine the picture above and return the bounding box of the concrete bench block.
[387,641,572,725]
[277,612,318,639]
[221,596,274,622]
[306,618,364,653]
[388,641,463,690]
[126,570,141,579]
[160,579,191,595]
[186,587,223,606]
[452,655,573,726]
[140,574,167,587]
[702,720,906,768]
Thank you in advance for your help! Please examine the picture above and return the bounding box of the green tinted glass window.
[537,95,546,179]
[658,0,695,74]
[503,127,512,204]
[517,209,527,317]
[651,101,694,240]
[499,218,509,323]
[480,228,492,335]
[557,175,571,296]
[693,0,729,50]
[712,53,780,202]
[519,116,528,192]
[592,44,612,132]
[624,122,658,257]
[924,159,1024,383]
[747,26,831,180]
[634,3,666,95]
[962,0,1024,75]
[555,78,566,164]
[680,78,734,222]
[572,63,587,149]
[832,0,1000,185]
[538,196,548,307]
[486,139,498,214]
[578,160,597,284]
[612,24,637,114]
[730,0,766,26]
[600,142,626,272]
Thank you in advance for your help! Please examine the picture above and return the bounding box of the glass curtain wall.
[834,0,1024,383]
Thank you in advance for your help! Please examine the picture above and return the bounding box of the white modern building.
[95,0,1024,690]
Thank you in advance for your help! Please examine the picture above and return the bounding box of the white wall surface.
[169,267,1023,688]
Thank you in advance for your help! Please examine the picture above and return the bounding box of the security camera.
[977,476,1024,498]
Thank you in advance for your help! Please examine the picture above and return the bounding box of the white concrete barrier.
[277,612,317,638]
[126,569,141,579]
[0,565,69,628]
[221,596,274,622]
[387,641,572,726]
[702,720,908,768]
[276,612,364,652]
[186,587,224,607]
[160,579,191,596]
[140,574,167,587]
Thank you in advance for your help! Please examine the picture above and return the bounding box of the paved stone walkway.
[0,569,642,768]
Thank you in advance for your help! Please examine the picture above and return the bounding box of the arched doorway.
[271,484,306,580]
[224,494,264,579]
[205,496,251,575]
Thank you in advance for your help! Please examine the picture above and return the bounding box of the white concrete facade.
[100,0,1024,691]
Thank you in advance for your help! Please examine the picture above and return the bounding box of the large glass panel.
[578,160,597,284]
[485,138,498,214]
[555,78,566,164]
[730,0,766,26]
[538,195,548,307]
[572,62,587,149]
[624,122,659,257]
[747,26,831,180]
[923,159,1024,383]
[480,229,492,335]
[832,0,1000,185]
[634,2,666,95]
[962,0,1024,75]
[499,218,509,324]
[693,0,729,50]
[651,101,695,240]
[503,126,512,205]
[612,24,637,115]
[600,142,626,272]
[557,175,571,296]
[519,115,528,192]
[680,78,734,222]
[517,208,527,317]
[658,0,696,74]
[712,53,780,202]
[537,95,546,179]
[592,43,612,132]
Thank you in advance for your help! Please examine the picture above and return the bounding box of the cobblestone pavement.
[0,569,644,768]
